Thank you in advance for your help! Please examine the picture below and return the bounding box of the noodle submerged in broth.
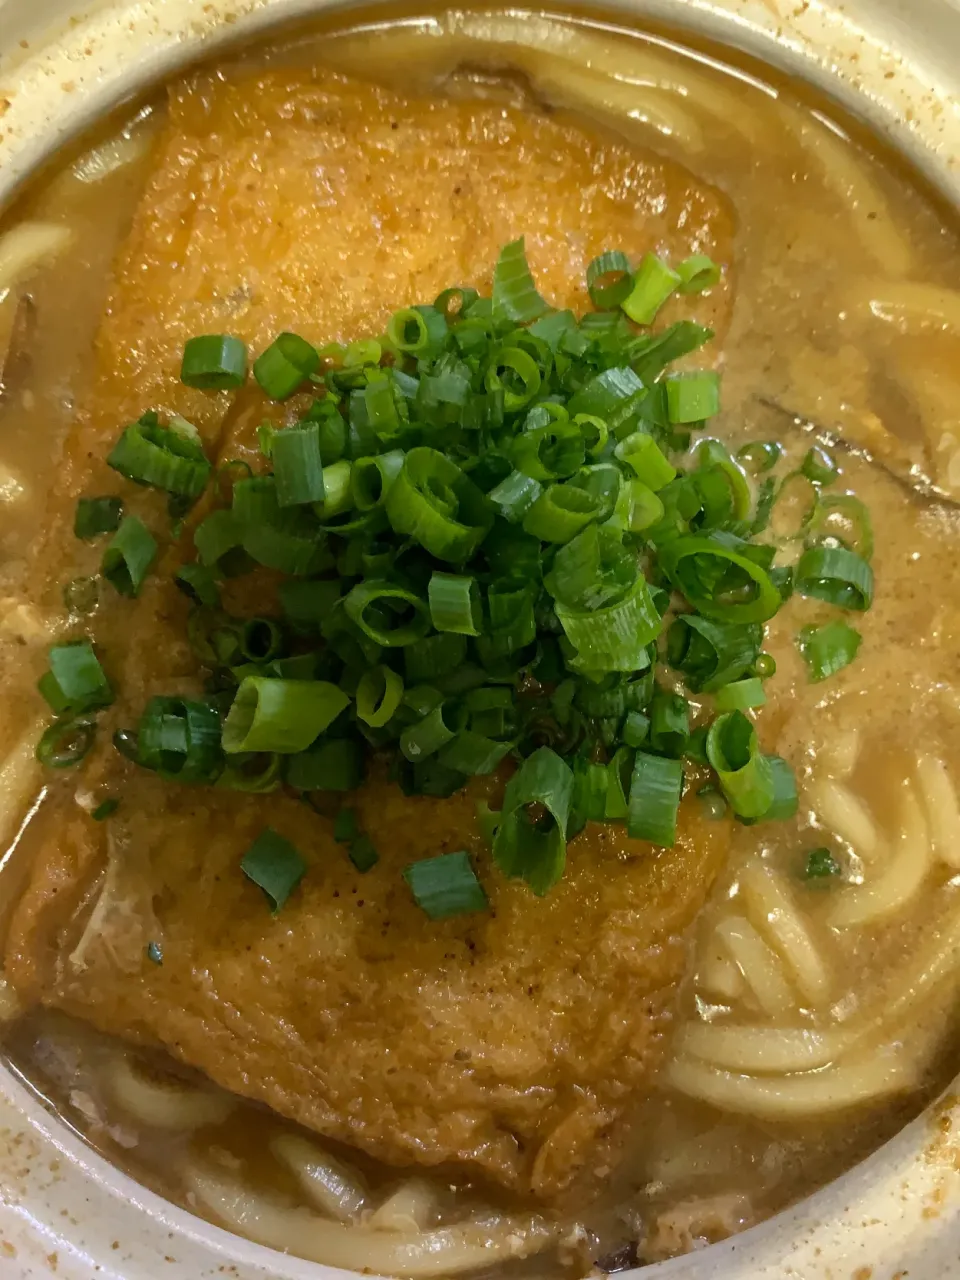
[0,9,959,1276]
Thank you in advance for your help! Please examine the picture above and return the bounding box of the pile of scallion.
[36,239,874,917]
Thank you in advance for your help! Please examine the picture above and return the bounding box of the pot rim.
[1,2,959,1276]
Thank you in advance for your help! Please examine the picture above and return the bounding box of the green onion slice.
[222,678,349,754]
[621,253,680,326]
[137,696,223,782]
[356,664,404,727]
[714,676,767,711]
[241,828,306,912]
[254,332,319,400]
[403,850,488,919]
[491,237,548,325]
[385,447,493,563]
[344,580,431,647]
[586,250,633,308]
[795,545,874,611]
[492,746,574,896]
[797,620,862,683]
[180,334,247,390]
[659,535,782,624]
[36,714,97,769]
[706,710,775,819]
[428,572,482,636]
[556,574,660,676]
[628,752,683,846]
[108,413,211,498]
[272,423,326,507]
[101,515,157,598]
[677,253,722,294]
[74,496,123,540]
[41,641,112,714]
[665,371,720,424]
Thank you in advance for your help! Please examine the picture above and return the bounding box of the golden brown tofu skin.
[5,66,737,1198]
[6,772,730,1197]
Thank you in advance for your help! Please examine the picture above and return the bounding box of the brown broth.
[0,8,959,1275]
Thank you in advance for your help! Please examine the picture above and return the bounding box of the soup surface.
[0,9,959,1276]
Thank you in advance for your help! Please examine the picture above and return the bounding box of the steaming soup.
[0,9,959,1275]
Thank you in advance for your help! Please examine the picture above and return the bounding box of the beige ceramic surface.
[1,0,960,1276]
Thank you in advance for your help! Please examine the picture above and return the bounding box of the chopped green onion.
[272,423,326,507]
[356,664,404,727]
[40,641,112,714]
[438,730,511,776]
[622,709,650,748]
[628,752,683,845]
[180,334,247,390]
[386,447,492,563]
[522,482,601,542]
[491,237,548,325]
[349,834,379,873]
[403,850,488,919]
[174,563,220,608]
[802,445,839,486]
[666,614,762,692]
[92,797,119,821]
[428,572,482,636]
[795,546,874,611]
[706,710,774,819]
[254,332,319,399]
[648,689,690,757]
[334,807,358,843]
[659,535,782,624]
[804,847,841,880]
[556,575,660,676]
[217,752,283,793]
[137,696,223,782]
[351,450,404,510]
[405,633,467,682]
[74,496,122,540]
[797,620,862,682]
[400,700,467,762]
[586,250,633,308]
[492,747,573,896]
[808,494,874,560]
[101,515,157,598]
[285,738,364,791]
[108,414,211,498]
[614,432,676,490]
[222,678,349,754]
[665,371,720,423]
[677,253,722,293]
[344,579,431,647]
[621,253,680,325]
[36,714,96,769]
[714,676,767,711]
[737,440,782,475]
[241,827,306,911]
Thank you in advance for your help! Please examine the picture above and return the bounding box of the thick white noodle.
[828,785,933,929]
[70,133,151,184]
[915,755,960,869]
[851,280,960,335]
[0,711,46,853]
[666,1047,913,1119]
[684,894,960,1077]
[108,1056,234,1130]
[0,223,74,295]
[677,1023,850,1075]
[815,728,861,781]
[271,1134,367,1222]
[184,1166,556,1277]
[697,940,746,1002]
[780,105,913,276]
[714,916,796,1017]
[369,1180,440,1232]
[524,56,704,149]
[739,863,832,1004]
[808,777,883,865]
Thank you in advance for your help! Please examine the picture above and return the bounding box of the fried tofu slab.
[5,65,735,1198]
